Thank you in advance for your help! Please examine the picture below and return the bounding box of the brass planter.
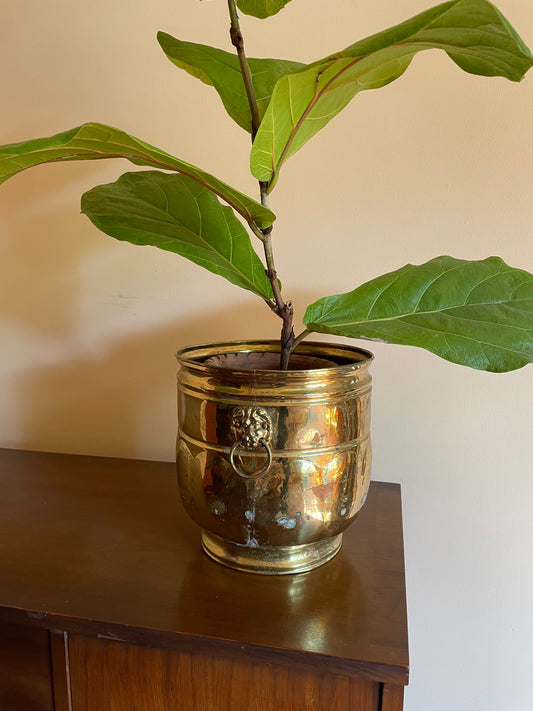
[176,341,373,575]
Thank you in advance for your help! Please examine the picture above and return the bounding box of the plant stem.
[227,0,261,139]
[291,328,312,351]
[260,185,295,368]
[227,0,295,369]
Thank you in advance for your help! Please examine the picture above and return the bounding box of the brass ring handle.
[229,439,273,480]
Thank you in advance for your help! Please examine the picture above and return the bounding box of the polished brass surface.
[201,531,343,575]
[176,341,373,574]
[229,438,273,480]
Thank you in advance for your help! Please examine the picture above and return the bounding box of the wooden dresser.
[0,448,409,710]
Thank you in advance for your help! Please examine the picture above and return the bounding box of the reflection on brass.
[201,531,343,575]
[176,340,373,575]
[229,438,273,480]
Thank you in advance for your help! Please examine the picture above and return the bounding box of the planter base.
[201,530,343,575]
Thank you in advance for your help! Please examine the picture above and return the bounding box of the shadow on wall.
[9,302,283,462]
[1,167,330,461]
[0,166,108,338]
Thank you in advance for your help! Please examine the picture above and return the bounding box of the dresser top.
[0,448,408,685]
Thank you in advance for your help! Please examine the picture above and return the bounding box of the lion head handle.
[230,406,273,450]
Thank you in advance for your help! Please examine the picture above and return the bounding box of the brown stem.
[227,0,294,369]
[227,0,261,139]
[262,199,294,370]
[279,305,295,370]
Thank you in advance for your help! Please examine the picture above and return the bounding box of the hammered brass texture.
[176,341,373,573]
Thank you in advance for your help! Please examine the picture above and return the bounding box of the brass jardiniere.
[176,341,373,574]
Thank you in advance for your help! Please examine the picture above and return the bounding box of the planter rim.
[175,339,373,377]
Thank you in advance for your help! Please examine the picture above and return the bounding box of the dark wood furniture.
[0,448,409,710]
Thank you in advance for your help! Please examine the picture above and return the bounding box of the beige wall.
[1,1,532,708]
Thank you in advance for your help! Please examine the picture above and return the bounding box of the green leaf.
[81,171,273,301]
[303,256,533,372]
[158,32,303,133]
[0,122,275,231]
[251,0,533,185]
[236,0,292,19]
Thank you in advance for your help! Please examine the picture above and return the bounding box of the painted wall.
[1,1,532,708]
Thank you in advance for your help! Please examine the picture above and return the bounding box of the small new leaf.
[304,256,533,372]
[236,0,292,19]
[81,171,273,301]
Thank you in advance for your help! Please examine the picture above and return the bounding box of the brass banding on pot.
[178,429,370,457]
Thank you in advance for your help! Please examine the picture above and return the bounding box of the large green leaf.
[304,256,533,372]
[236,0,292,19]
[251,0,533,186]
[158,32,303,133]
[0,122,275,232]
[81,171,273,301]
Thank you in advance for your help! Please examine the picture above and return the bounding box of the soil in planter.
[204,352,337,370]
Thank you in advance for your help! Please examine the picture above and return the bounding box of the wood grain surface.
[0,447,409,704]
[69,634,379,711]
[381,683,405,711]
[0,622,54,711]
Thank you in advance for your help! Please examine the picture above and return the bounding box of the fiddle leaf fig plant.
[1,0,532,372]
